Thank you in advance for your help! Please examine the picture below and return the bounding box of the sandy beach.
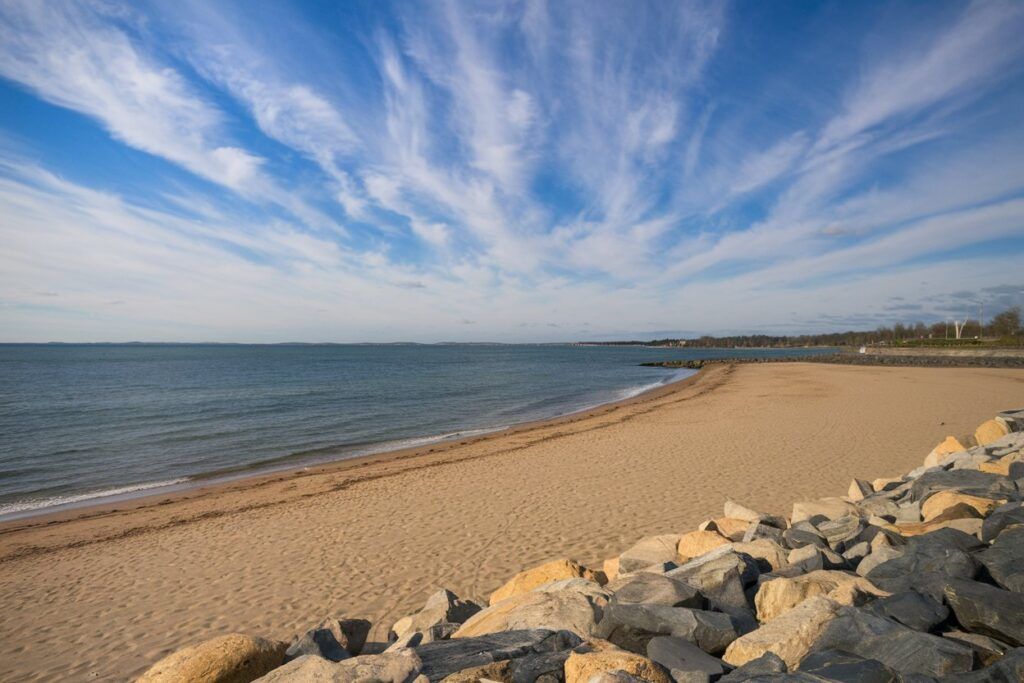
[1,362,1022,681]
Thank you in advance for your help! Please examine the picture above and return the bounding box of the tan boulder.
[709,518,751,541]
[895,516,983,538]
[563,650,671,683]
[454,579,610,638]
[136,633,287,683]
[754,570,887,622]
[257,649,422,683]
[732,539,789,572]
[871,477,902,492]
[924,436,967,468]
[723,596,842,669]
[921,491,1006,522]
[975,419,1010,446]
[489,559,599,605]
[847,479,873,502]
[978,453,1021,476]
[441,660,511,683]
[676,530,731,563]
[791,497,862,524]
[618,534,681,573]
[603,557,621,583]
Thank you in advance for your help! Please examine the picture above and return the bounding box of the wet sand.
[1,362,1021,681]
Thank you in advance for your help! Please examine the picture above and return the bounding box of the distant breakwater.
[641,353,1024,370]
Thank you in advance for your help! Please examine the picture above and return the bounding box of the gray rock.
[392,589,481,643]
[858,496,902,520]
[942,630,1012,667]
[741,523,784,545]
[978,525,1024,593]
[787,544,846,573]
[285,618,371,662]
[666,548,759,616]
[841,541,871,566]
[815,516,863,551]
[909,470,1017,503]
[717,652,786,682]
[796,649,901,682]
[865,528,981,599]
[620,535,683,573]
[594,602,739,655]
[417,629,580,682]
[981,501,1024,542]
[856,547,904,578]
[257,649,423,683]
[942,646,1024,682]
[781,523,827,551]
[863,591,949,632]
[723,501,787,530]
[810,606,974,678]
[944,579,1024,647]
[647,636,725,683]
[608,572,705,609]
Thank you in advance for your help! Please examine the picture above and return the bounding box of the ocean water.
[0,344,836,519]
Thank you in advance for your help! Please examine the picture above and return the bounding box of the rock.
[286,618,371,662]
[706,518,753,542]
[815,516,863,551]
[257,650,423,683]
[921,491,1006,522]
[942,631,1012,667]
[791,498,861,524]
[646,636,724,683]
[723,501,786,529]
[604,557,622,583]
[978,525,1024,593]
[855,547,903,578]
[942,647,1024,682]
[563,650,671,683]
[863,590,948,632]
[418,629,581,682]
[585,671,647,683]
[440,660,511,683]
[848,479,873,501]
[975,418,1010,446]
[490,560,600,605]
[781,524,827,551]
[667,548,758,617]
[981,501,1024,542]
[909,469,1017,503]
[454,579,609,639]
[594,603,739,655]
[606,572,704,609]
[620,535,682,573]
[722,596,842,669]
[924,436,967,468]
[796,649,901,682]
[894,516,983,539]
[394,590,482,643]
[872,477,903,493]
[810,605,974,678]
[137,633,288,683]
[786,544,846,573]
[676,531,731,563]
[841,541,870,567]
[944,579,1024,646]
[979,452,1022,476]
[754,570,887,622]
[717,652,786,681]
[864,527,981,599]
[731,539,788,572]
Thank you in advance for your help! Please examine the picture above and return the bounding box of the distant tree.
[990,307,1022,338]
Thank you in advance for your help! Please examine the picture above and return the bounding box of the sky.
[1,0,1023,342]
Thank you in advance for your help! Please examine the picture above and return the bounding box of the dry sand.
[1,362,1022,681]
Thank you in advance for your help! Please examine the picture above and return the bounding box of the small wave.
[613,368,696,401]
[0,477,191,518]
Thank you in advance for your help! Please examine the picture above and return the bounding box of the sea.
[0,343,836,520]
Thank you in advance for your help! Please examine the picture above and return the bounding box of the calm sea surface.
[0,344,836,518]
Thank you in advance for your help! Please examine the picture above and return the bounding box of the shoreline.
[0,365,704,545]
[3,362,1023,681]
[0,367,696,525]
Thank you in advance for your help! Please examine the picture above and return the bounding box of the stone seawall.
[136,408,1024,683]
[643,354,1024,369]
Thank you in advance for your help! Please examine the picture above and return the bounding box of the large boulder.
[809,605,974,678]
[921,490,1006,522]
[975,418,1010,446]
[285,618,371,662]
[256,650,423,682]
[594,602,739,655]
[796,649,901,682]
[863,590,948,632]
[138,633,288,683]
[676,531,731,563]
[942,646,1024,682]
[754,570,887,622]
[723,501,786,530]
[908,469,1017,503]
[417,629,581,682]
[942,630,1013,667]
[981,501,1024,542]
[814,516,863,552]
[944,579,1024,647]
[619,535,682,573]
[864,527,981,599]
[717,652,786,681]
[722,596,842,669]
[704,517,753,542]
[731,539,789,573]
[489,559,600,605]
[393,590,482,644]
[924,436,967,468]
[606,572,704,609]
[666,547,759,616]
[453,579,609,638]
[978,525,1024,593]
[646,636,724,683]
[563,649,671,683]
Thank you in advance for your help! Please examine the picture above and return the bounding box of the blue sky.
[1,0,1023,342]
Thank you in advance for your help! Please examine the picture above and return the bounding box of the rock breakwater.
[137,408,1024,682]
